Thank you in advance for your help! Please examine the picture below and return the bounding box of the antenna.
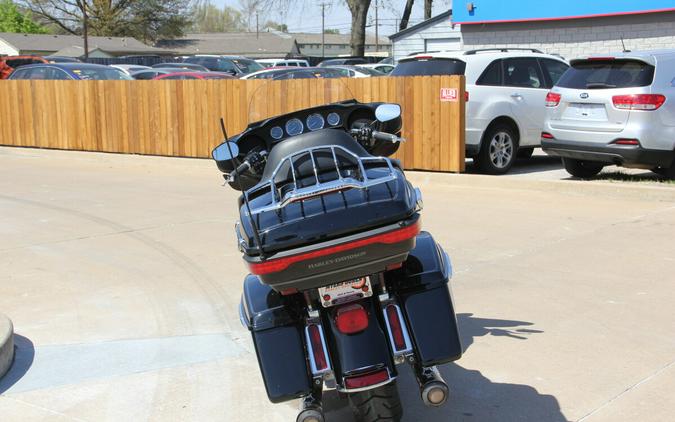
[220,118,265,259]
[620,36,629,53]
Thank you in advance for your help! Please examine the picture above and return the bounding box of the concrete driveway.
[0,146,673,422]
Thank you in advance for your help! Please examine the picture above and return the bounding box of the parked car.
[111,64,151,75]
[391,48,569,174]
[241,67,342,80]
[256,58,310,68]
[131,69,173,80]
[378,57,395,65]
[183,55,264,76]
[8,63,133,80]
[151,63,210,72]
[153,71,235,80]
[325,65,385,78]
[542,50,675,179]
[357,63,395,74]
[44,56,82,63]
[318,58,368,67]
[0,55,48,79]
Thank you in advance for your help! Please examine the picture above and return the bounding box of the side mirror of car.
[375,104,401,123]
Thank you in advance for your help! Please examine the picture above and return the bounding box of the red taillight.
[545,92,561,107]
[247,221,421,275]
[335,304,369,334]
[308,324,328,371]
[344,369,390,389]
[541,132,554,139]
[612,94,666,111]
[415,55,433,60]
[386,305,406,351]
[613,139,640,146]
[464,91,469,102]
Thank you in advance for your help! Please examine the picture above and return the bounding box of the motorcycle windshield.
[247,72,356,124]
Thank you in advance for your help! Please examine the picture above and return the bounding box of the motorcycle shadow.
[323,313,569,422]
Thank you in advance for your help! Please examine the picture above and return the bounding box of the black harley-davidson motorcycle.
[212,79,462,422]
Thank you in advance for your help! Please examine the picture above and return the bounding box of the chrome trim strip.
[245,145,397,215]
[382,303,413,356]
[304,323,332,376]
[337,369,396,393]
[234,221,246,252]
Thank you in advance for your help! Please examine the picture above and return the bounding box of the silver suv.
[542,50,675,178]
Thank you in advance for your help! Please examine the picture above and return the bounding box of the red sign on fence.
[440,88,458,102]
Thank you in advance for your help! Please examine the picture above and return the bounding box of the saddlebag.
[240,275,312,403]
[387,231,463,366]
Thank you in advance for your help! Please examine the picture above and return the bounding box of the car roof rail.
[464,48,544,55]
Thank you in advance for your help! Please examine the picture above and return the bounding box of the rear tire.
[348,382,402,422]
[476,124,519,175]
[562,158,604,178]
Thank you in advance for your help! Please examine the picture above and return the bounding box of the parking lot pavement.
[0,146,674,422]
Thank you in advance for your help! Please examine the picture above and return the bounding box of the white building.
[389,11,462,62]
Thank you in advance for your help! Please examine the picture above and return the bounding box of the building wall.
[391,18,462,62]
[461,11,675,60]
[0,39,19,56]
[299,43,391,57]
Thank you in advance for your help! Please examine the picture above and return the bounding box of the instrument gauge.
[270,126,284,140]
[285,118,304,136]
[306,113,325,131]
[327,112,341,126]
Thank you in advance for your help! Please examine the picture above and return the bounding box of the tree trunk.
[347,0,371,56]
[399,0,414,31]
[424,0,432,20]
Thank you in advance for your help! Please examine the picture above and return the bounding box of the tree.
[264,20,287,32]
[399,0,414,30]
[424,0,432,20]
[324,28,339,34]
[17,0,192,42]
[192,1,246,33]
[346,0,371,56]
[238,0,263,31]
[0,0,48,33]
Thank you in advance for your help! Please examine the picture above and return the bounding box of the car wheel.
[516,147,534,159]
[476,125,519,175]
[562,158,604,178]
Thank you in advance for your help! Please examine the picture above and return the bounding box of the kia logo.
[580,93,589,99]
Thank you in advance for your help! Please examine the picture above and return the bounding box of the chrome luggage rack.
[245,145,398,215]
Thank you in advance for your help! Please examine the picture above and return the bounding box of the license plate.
[319,277,372,307]
[564,103,608,121]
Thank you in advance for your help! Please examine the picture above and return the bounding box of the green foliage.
[191,1,246,33]
[0,0,48,33]
[323,29,340,34]
[265,20,288,33]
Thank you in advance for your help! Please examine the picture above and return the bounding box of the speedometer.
[327,112,340,126]
[306,113,325,131]
[270,126,284,140]
[285,118,304,136]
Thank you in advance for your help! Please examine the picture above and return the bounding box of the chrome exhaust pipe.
[296,390,325,422]
[415,365,449,407]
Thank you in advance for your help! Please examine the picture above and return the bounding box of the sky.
[213,0,453,37]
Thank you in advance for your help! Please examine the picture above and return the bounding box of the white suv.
[391,49,569,174]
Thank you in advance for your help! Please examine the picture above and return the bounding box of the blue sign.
[454,0,675,24]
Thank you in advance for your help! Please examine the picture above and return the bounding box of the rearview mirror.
[212,141,239,161]
[375,104,401,123]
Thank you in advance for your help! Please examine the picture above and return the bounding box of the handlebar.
[350,128,406,144]
[225,150,267,183]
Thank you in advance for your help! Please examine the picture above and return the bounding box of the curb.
[0,314,14,380]
[406,172,675,203]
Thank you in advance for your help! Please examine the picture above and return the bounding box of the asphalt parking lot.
[0,146,674,422]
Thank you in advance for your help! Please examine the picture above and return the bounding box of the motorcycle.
[211,79,462,422]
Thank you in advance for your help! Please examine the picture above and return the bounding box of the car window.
[476,59,502,86]
[540,59,569,88]
[232,58,263,73]
[390,58,466,77]
[9,68,29,79]
[555,59,654,89]
[134,72,157,80]
[6,58,43,68]
[503,58,544,88]
[71,67,132,80]
[46,67,71,80]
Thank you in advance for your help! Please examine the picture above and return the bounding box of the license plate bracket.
[319,277,372,308]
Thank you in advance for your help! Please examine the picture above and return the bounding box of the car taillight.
[464,91,469,102]
[545,92,561,107]
[247,221,421,275]
[541,132,554,139]
[344,369,390,389]
[385,305,407,351]
[335,303,369,334]
[612,139,640,146]
[612,94,666,111]
[307,324,328,371]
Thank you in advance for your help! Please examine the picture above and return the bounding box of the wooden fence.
[0,76,465,172]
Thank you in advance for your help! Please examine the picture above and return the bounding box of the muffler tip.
[422,381,449,407]
[296,409,324,422]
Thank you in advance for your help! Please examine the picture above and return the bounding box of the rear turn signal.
[541,132,554,140]
[545,92,561,107]
[385,305,407,351]
[612,94,666,111]
[335,303,369,334]
[344,369,390,390]
[307,324,328,372]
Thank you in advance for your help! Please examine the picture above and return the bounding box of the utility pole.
[375,0,379,52]
[321,3,327,58]
[80,0,89,60]
[256,12,259,38]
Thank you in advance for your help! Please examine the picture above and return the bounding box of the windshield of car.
[232,58,264,74]
[556,59,655,89]
[390,58,466,76]
[355,67,385,76]
[70,67,133,80]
